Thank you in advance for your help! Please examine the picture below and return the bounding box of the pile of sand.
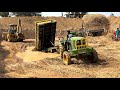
[0,16,83,30]
[16,46,60,62]
[107,16,120,32]
[82,14,109,30]
[0,16,84,39]
[2,15,120,38]
[0,16,45,30]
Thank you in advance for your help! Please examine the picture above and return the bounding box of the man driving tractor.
[67,30,72,50]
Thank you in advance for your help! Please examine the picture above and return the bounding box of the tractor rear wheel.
[63,51,71,65]
[87,49,98,63]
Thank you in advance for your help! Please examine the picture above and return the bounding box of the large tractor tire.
[89,49,98,63]
[63,51,71,65]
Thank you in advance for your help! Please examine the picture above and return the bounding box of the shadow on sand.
[0,37,11,78]
[71,55,108,66]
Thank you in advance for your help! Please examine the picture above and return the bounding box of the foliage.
[12,12,41,16]
[0,12,9,17]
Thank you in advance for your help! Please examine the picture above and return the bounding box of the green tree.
[12,12,41,16]
[0,12,9,17]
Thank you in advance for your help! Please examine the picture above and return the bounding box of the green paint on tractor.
[68,47,94,56]
[59,31,98,65]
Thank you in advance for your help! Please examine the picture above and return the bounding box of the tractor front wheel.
[63,51,71,65]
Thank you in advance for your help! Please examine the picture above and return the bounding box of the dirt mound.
[107,16,120,32]
[0,16,83,30]
[1,36,120,78]
[0,16,45,30]
[0,16,84,39]
[16,46,60,62]
[82,14,109,30]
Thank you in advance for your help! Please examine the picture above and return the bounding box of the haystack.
[82,14,109,30]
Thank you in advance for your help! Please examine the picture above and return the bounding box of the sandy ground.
[0,35,120,78]
[16,46,60,62]
[0,16,120,78]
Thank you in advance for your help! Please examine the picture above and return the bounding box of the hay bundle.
[82,14,109,30]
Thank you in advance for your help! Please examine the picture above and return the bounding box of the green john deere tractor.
[58,31,98,65]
